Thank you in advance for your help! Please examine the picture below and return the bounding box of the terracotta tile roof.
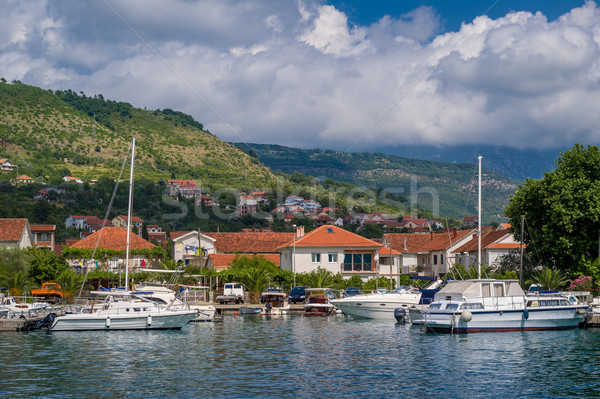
[384,233,442,253]
[69,226,155,251]
[378,246,402,256]
[454,230,511,252]
[419,229,474,252]
[488,242,524,249]
[65,239,80,247]
[0,218,28,242]
[170,231,193,240]
[208,232,294,253]
[15,175,33,180]
[209,253,281,268]
[0,158,7,163]
[30,225,56,232]
[278,225,380,249]
[117,215,144,223]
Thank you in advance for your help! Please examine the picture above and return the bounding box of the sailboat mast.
[478,155,482,280]
[125,138,136,291]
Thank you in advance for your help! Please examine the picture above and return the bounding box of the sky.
[1,0,599,153]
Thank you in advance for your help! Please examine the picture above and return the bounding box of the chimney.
[296,225,305,239]
[403,237,407,251]
[453,229,457,238]
[430,231,434,241]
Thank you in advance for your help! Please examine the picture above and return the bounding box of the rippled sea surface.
[2,315,600,398]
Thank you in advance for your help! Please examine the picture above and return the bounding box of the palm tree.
[58,269,87,303]
[237,267,272,303]
[304,267,334,288]
[527,268,569,291]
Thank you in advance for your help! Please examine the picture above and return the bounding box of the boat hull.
[332,293,422,320]
[50,310,197,331]
[422,306,587,333]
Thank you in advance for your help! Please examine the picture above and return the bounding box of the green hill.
[235,143,519,222]
[0,82,273,189]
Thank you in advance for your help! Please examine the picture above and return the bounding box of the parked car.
[260,286,283,303]
[342,287,361,297]
[288,286,306,303]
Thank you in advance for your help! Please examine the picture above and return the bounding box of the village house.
[146,225,167,243]
[111,215,144,235]
[30,224,56,251]
[237,194,257,216]
[463,216,478,228]
[206,230,294,270]
[67,226,157,272]
[383,233,445,275]
[452,230,522,268]
[13,175,35,184]
[277,225,395,283]
[0,218,33,249]
[63,176,83,184]
[0,158,17,172]
[414,230,476,277]
[170,230,216,265]
[403,218,431,230]
[167,179,201,199]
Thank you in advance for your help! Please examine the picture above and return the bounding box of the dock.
[215,303,306,315]
[0,308,64,332]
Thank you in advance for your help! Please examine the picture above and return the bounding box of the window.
[440,254,444,264]
[328,253,338,263]
[433,255,438,265]
[311,253,321,263]
[343,252,373,272]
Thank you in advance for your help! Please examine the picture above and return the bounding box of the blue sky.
[330,1,586,31]
[1,1,599,153]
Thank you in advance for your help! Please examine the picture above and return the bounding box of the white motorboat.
[261,292,290,315]
[133,284,216,322]
[420,279,588,333]
[331,279,443,321]
[0,293,49,316]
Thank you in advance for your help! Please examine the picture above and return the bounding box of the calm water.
[2,315,600,398]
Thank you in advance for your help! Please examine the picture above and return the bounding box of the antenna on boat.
[125,137,136,292]
[478,155,482,280]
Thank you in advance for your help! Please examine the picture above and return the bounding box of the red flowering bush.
[569,275,593,291]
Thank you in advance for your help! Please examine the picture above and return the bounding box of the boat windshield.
[390,286,412,293]
[460,303,484,310]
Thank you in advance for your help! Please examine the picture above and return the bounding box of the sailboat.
[420,156,588,333]
[49,138,197,331]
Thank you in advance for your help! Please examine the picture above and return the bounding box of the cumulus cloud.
[0,0,600,151]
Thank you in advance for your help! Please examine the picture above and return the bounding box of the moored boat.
[331,277,442,321]
[420,279,588,333]
[261,292,290,315]
[304,288,335,317]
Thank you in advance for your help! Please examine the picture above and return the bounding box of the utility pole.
[520,214,524,286]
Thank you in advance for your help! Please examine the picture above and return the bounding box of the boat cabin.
[433,279,526,309]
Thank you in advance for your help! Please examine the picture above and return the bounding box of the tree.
[505,144,600,273]
[28,247,68,285]
[527,268,569,291]
[0,247,33,296]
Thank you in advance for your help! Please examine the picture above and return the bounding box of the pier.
[215,303,306,315]
[0,308,64,332]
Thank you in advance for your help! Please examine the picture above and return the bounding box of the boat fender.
[394,308,407,324]
[460,310,472,322]
[105,317,111,328]
[147,315,152,326]
[576,308,587,315]
[523,309,529,320]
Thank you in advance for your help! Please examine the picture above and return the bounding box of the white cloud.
[1,0,600,152]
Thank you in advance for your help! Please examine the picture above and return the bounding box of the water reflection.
[2,318,600,398]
